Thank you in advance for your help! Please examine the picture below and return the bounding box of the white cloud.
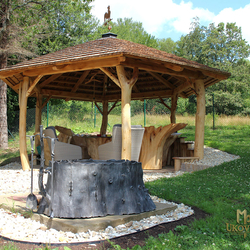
[213,4,250,44]
[91,1,250,45]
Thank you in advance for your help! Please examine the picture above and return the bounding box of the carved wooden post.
[194,79,205,159]
[171,94,178,123]
[116,66,138,160]
[100,100,108,135]
[19,77,30,171]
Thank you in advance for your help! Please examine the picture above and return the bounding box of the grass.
[0,244,19,250]
[142,125,250,250]
[1,114,250,249]
[0,140,20,166]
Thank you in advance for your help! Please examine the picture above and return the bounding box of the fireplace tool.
[38,125,54,217]
[26,134,38,210]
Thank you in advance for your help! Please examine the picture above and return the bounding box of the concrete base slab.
[1,193,177,233]
[32,202,177,233]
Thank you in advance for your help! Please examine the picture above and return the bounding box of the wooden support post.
[19,77,30,171]
[100,100,108,135]
[100,75,108,135]
[194,79,205,159]
[171,94,178,123]
[35,88,43,154]
[116,66,138,160]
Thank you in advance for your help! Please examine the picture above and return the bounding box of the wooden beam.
[23,57,122,77]
[39,73,62,88]
[108,100,119,115]
[19,77,30,171]
[148,71,176,89]
[85,72,100,85]
[185,77,198,96]
[65,70,90,101]
[35,89,43,154]
[18,81,22,108]
[72,71,90,91]
[125,70,140,93]
[132,84,140,93]
[26,75,43,97]
[103,90,173,101]
[100,100,108,135]
[121,57,204,79]
[200,69,230,80]
[158,97,171,111]
[41,88,174,102]
[102,74,108,98]
[143,72,187,98]
[99,67,121,87]
[41,89,99,101]
[164,63,183,72]
[95,102,103,114]
[173,81,191,96]
[13,84,20,91]
[41,96,51,109]
[194,79,205,159]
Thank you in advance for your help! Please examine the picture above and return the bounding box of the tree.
[157,38,176,54]
[92,17,158,48]
[1,0,96,147]
[176,17,206,63]
[176,18,250,116]
[34,0,97,55]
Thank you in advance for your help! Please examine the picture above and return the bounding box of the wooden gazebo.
[0,33,230,170]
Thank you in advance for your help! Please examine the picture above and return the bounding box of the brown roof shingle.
[0,37,229,77]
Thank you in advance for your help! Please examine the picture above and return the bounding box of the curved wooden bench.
[139,123,187,170]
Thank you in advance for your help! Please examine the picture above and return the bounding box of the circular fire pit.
[38,159,156,218]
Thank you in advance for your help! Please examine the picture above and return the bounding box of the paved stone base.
[1,193,177,233]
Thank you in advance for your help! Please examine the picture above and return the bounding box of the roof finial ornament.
[104,6,112,31]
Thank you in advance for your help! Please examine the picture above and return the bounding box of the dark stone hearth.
[38,159,156,218]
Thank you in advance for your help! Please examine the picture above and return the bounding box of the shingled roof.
[0,35,230,102]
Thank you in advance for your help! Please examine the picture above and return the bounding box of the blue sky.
[91,0,250,44]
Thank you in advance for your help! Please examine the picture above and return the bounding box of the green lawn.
[1,118,250,249]
[141,125,250,250]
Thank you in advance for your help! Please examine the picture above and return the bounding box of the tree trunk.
[0,54,8,149]
[0,1,10,149]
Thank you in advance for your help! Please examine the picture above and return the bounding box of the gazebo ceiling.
[0,34,230,102]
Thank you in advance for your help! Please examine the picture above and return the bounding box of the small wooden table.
[71,135,112,159]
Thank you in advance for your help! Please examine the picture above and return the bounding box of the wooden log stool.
[172,156,199,171]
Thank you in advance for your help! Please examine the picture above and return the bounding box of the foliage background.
[4,3,250,134]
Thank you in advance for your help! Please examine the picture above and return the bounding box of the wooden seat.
[173,156,199,171]
[139,123,187,169]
